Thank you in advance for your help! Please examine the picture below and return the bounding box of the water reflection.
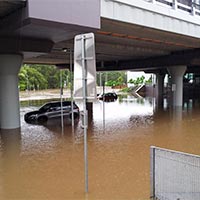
[1,96,200,199]
[0,129,21,158]
[0,129,21,199]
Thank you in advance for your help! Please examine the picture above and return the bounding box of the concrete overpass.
[1,0,200,130]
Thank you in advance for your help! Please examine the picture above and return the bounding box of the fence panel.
[150,146,200,200]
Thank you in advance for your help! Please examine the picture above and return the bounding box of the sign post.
[74,33,96,193]
[60,70,64,131]
[69,48,75,128]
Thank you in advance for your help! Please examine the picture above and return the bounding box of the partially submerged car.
[97,92,118,102]
[24,101,79,124]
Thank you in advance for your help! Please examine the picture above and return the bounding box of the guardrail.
[145,0,200,16]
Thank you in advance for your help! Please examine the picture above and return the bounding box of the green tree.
[145,75,152,84]
[117,76,124,85]
[128,75,146,86]
[18,64,72,90]
[19,65,48,90]
[97,71,127,86]
[30,64,62,89]
[128,78,135,84]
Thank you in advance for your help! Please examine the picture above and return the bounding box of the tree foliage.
[97,71,127,87]
[18,65,128,91]
[18,64,70,91]
[128,75,152,85]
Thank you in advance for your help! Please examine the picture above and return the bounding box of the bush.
[120,87,132,93]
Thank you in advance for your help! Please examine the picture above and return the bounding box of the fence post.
[191,2,196,15]
[150,146,156,199]
[172,0,177,10]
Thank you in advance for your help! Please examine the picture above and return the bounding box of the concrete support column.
[167,66,187,107]
[86,102,93,126]
[0,54,23,129]
[156,73,165,107]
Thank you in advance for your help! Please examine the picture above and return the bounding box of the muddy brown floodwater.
[1,96,200,200]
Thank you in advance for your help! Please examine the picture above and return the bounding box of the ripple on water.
[1,97,200,199]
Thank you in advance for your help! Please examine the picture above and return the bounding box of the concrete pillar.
[0,54,23,129]
[167,66,187,107]
[156,73,165,107]
[86,102,93,125]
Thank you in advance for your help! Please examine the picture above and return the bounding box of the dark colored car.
[97,92,118,102]
[24,101,79,124]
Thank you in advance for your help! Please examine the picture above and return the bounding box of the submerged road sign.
[73,32,96,193]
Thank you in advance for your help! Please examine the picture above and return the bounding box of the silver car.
[24,101,79,124]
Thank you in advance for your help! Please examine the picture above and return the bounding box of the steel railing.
[145,0,200,15]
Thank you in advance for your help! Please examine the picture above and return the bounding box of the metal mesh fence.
[150,146,200,200]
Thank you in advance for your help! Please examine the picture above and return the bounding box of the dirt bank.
[19,87,120,101]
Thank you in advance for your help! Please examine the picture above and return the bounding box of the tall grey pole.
[100,72,102,91]
[70,48,74,128]
[60,70,64,130]
[150,146,156,199]
[81,35,88,193]
[105,72,108,91]
[103,82,105,129]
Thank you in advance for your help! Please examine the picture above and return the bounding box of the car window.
[39,104,51,112]
[52,102,60,107]
[39,101,79,112]
[63,101,71,106]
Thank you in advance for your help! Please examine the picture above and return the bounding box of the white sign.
[73,33,97,101]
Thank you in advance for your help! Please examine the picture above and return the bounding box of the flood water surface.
[1,97,200,199]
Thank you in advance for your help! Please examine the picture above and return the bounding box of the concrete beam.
[0,37,54,54]
[0,0,100,44]
[96,48,200,71]
[101,0,200,38]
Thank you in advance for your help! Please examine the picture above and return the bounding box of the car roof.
[43,101,76,107]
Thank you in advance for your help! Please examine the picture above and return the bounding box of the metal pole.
[150,146,156,199]
[81,35,88,193]
[26,74,29,94]
[103,82,105,129]
[172,0,177,10]
[100,72,102,91]
[70,48,74,128]
[192,0,196,15]
[60,70,64,131]
[105,72,108,92]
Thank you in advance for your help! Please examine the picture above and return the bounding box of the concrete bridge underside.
[1,0,200,129]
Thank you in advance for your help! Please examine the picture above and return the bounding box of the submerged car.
[97,92,118,102]
[24,101,79,124]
